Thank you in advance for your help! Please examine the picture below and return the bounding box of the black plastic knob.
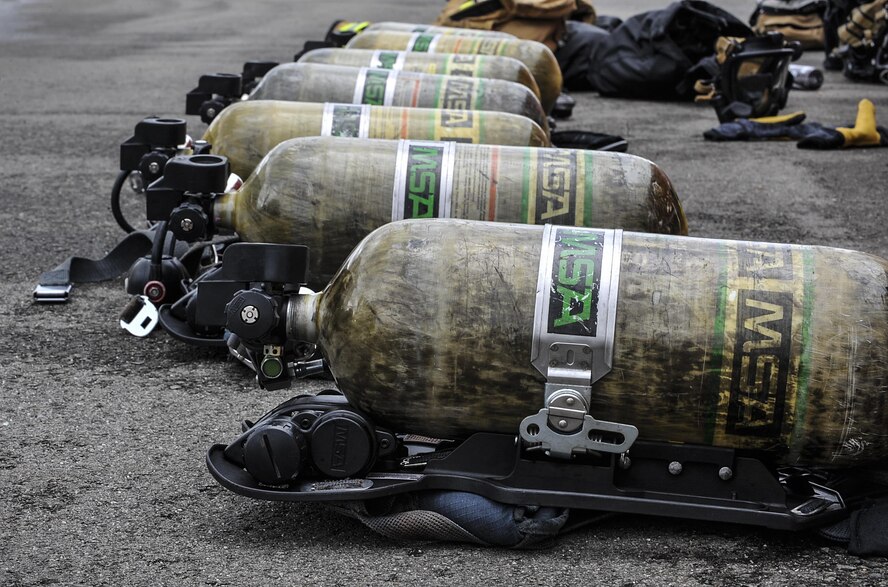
[243,419,307,485]
[199,99,226,124]
[169,203,208,242]
[224,289,279,342]
[139,151,170,184]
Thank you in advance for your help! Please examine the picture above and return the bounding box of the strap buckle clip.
[119,295,160,337]
[33,284,73,304]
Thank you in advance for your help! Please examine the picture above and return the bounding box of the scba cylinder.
[249,62,548,131]
[286,219,888,468]
[203,101,550,179]
[345,30,562,113]
[358,21,516,39]
[297,48,544,110]
[209,136,686,286]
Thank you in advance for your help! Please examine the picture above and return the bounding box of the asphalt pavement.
[2,0,888,585]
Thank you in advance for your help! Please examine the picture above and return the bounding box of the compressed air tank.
[345,30,562,113]
[208,136,686,285]
[282,219,888,468]
[203,101,550,179]
[296,48,545,110]
[331,21,516,39]
[249,63,548,131]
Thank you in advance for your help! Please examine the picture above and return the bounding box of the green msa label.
[320,103,369,138]
[531,225,622,386]
[547,229,605,336]
[354,68,396,106]
[370,50,406,70]
[391,141,455,220]
[406,32,440,53]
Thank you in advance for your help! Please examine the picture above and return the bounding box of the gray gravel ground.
[2,0,888,585]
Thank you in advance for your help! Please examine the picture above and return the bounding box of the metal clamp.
[521,226,636,458]
[33,284,73,304]
[520,388,638,459]
[783,477,845,517]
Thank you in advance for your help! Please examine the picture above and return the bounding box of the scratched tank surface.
[5,0,888,585]
[202,100,550,178]
[345,30,563,113]
[359,21,517,39]
[296,48,545,109]
[250,62,549,131]
[212,136,686,286]
[288,220,888,468]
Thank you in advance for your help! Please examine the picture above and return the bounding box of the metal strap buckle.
[119,295,160,337]
[33,284,73,303]
[521,226,636,458]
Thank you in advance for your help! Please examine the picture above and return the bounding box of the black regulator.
[220,391,399,486]
[115,116,212,234]
[156,243,322,390]
[185,61,279,124]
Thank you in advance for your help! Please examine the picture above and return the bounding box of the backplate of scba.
[207,392,875,533]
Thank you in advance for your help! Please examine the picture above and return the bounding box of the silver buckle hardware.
[119,295,160,337]
[33,284,73,304]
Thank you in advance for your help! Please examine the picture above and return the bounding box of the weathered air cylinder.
[345,30,562,113]
[209,136,686,285]
[249,62,548,131]
[203,101,550,179]
[296,48,545,110]
[323,20,515,47]
[359,21,516,39]
[283,219,888,468]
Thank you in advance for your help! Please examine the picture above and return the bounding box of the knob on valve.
[169,202,209,241]
[225,289,281,342]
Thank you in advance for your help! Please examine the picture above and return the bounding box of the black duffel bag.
[561,0,752,98]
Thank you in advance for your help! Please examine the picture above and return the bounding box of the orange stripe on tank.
[410,78,421,108]
[400,108,409,138]
[487,147,500,220]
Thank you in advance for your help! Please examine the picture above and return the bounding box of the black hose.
[110,170,137,233]
[150,221,169,282]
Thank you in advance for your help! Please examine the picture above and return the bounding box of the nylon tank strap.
[33,229,187,303]
[323,490,573,548]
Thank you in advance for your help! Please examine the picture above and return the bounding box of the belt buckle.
[119,295,160,337]
[33,284,73,303]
